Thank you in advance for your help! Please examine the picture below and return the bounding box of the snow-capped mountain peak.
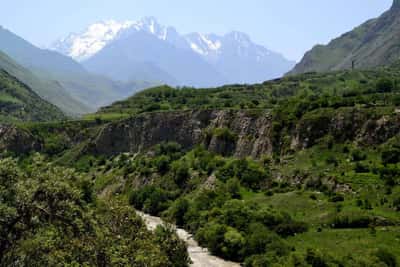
[52,20,135,61]
[127,17,169,40]
[51,17,295,85]
[185,33,222,56]
[51,17,173,61]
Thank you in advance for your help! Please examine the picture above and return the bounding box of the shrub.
[243,254,273,267]
[325,155,338,166]
[222,228,246,261]
[169,198,189,227]
[225,178,241,199]
[143,103,161,112]
[375,248,397,267]
[129,186,170,215]
[330,195,345,202]
[305,249,330,267]
[154,155,171,174]
[195,223,227,255]
[154,225,190,267]
[274,221,308,237]
[331,214,373,228]
[354,162,369,173]
[351,149,367,162]
[216,159,268,190]
[221,200,254,230]
[382,148,400,165]
[393,197,400,211]
[376,78,394,93]
[171,160,190,186]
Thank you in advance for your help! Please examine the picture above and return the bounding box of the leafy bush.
[354,162,369,173]
[154,155,171,174]
[331,214,373,228]
[196,222,227,255]
[129,186,170,215]
[274,221,308,237]
[171,160,190,186]
[330,194,345,202]
[351,149,367,162]
[0,157,189,266]
[216,159,269,190]
[168,198,189,227]
[375,248,397,267]
[376,78,394,93]
[155,142,183,159]
[382,148,400,165]
[154,225,190,267]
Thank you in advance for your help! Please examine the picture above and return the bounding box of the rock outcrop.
[88,108,400,158]
[291,108,400,150]
[0,125,41,154]
[87,110,273,158]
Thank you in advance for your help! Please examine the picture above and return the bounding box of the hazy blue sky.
[1,0,393,61]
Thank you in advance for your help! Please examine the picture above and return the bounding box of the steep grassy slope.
[35,69,156,109]
[0,51,90,115]
[290,1,400,74]
[0,70,65,122]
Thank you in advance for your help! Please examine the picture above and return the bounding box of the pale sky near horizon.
[1,0,393,61]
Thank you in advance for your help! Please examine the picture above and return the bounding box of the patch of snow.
[190,42,206,55]
[52,20,134,61]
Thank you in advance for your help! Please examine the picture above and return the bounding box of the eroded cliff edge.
[85,108,400,158]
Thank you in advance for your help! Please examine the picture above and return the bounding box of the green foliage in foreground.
[0,155,189,267]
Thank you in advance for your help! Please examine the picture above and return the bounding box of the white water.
[137,212,240,267]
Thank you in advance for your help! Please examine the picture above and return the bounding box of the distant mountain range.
[0,26,154,115]
[0,41,90,115]
[52,17,295,86]
[290,0,400,75]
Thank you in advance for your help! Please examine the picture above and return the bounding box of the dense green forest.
[1,64,400,266]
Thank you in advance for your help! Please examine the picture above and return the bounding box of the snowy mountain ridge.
[51,17,295,85]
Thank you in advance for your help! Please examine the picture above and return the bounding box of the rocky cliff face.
[2,108,399,158]
[87,110,273,158]
[0,125,41,154]
[291,108,400,150]
[88,108,400,158]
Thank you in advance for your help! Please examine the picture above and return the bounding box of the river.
[137,212,240,267]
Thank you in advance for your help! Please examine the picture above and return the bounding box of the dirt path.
[137,212,240,267]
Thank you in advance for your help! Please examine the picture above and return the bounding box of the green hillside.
[0,70,65,122]
[290,1,400,75]
[0,51,91,115]
[36,69,156,109]
[97,63,400,121]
